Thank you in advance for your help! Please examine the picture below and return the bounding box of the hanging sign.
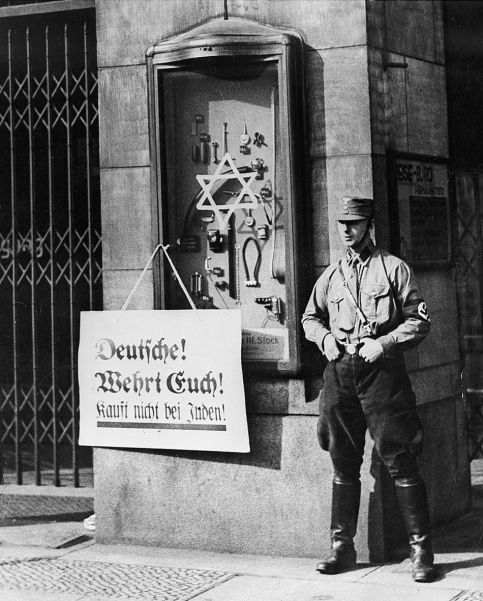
[78,309,249,452]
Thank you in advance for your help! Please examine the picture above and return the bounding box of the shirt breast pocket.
[361,283,392,322]
[329,291,354,331]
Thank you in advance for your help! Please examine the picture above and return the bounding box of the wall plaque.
[393,158,450,263]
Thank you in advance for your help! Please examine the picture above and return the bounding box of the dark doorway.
[445,1,483,460]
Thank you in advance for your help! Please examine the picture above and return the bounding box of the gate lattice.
[454,170,483,460]
[0,9,101,486]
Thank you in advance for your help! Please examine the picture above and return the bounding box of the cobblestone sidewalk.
[0,494,93,522]
[0,557,234,601]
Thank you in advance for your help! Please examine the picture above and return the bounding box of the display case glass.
[147,19,306,374]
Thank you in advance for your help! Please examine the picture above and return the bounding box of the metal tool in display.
[211,140,219,164]
[242,237,262,287]
[222,122,228,154]
[199,132,210,164]
[234,242,241,305]
[251,157,266,180]
[190,271,202,297]
[253,131,266,147]
[191,144,200,163]
[255,295,281,323]
[191,113,204,136]
[240,121,251,154]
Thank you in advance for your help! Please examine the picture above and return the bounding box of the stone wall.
[94,0,469,560]
[366,0,470,552]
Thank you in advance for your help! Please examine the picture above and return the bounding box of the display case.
[147,18,307,375]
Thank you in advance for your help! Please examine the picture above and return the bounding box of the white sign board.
[78,309,250,453]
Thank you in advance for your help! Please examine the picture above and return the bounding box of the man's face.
[337,218,369,250]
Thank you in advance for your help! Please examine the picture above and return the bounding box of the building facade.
[93,0,467,561]
[0,0,476,562]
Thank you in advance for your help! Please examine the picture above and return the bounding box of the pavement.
[0,464,482,601]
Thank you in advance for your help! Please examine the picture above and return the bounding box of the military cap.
[336,197,374,222]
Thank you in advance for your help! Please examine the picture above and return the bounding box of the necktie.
[346,252,359,297]
[351,255,359,297]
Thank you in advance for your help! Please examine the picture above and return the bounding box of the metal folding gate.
[454,169,483,460]
[0,8,101,486]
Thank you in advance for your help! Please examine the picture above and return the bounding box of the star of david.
[195,153,258,231]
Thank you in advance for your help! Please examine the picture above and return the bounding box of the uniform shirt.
[301,244,430,356]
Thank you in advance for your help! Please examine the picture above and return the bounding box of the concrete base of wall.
[94,414,375,562]
[94,397,470,562]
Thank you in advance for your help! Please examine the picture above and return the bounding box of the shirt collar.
[346,240,375,267]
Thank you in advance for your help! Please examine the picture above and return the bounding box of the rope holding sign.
[160,245,197,310]
[121,244,197,311]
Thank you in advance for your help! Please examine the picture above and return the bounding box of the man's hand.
[322,334,342,361]
[359,338,383,363]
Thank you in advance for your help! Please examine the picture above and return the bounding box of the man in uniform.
[302,197,434,582]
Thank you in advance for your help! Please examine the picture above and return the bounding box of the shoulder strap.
[379,252,401,317]
[337,261,373,336]
[379,252,395,296]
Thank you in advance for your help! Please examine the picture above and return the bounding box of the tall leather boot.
[395,477,435,583]
[316,479,360,574]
